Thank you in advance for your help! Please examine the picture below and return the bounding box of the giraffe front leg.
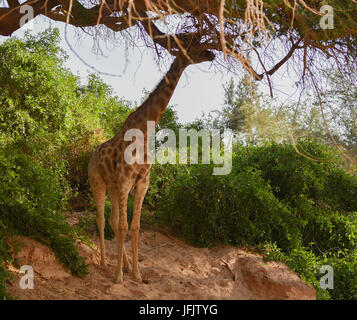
[131,226,142,282]
[114,188,130,284]
[131,176,150,282]
[123,247,131,273]
[108,185,130,281]
[114,223,128,284]
[109,208,131,273]
[97,213,106,268]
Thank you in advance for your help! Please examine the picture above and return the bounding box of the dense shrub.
[0,203,88,277]
[0,29,134,298]
[154,141,357,299]
[264,245,357,300]
[232,142,357,211]
[0,150,88,279]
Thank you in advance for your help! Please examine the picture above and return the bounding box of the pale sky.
[7,16,299,124]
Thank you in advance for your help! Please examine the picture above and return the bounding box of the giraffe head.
[189,49,215,64]
[176,49,215,66]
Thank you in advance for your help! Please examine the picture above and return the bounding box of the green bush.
[0,203,88,278]
[155,141,357,299]
[0,144,87,283]
[0,150,70,212]
[0,28,139,298]
[157,163,304,249]
[146,163,188,209]
[264,245,357,300]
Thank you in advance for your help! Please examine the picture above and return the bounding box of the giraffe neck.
[130,57,189,127]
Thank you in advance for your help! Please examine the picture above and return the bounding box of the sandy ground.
[7,222,316,300]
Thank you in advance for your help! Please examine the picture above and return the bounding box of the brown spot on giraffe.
[113,159,118,171]
[131,171,138,180]
[105,157,112,173]
[124,164,133,173]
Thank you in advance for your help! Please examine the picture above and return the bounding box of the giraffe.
[88,50,215,283]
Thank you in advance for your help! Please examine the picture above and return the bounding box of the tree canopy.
[1,1,356,93]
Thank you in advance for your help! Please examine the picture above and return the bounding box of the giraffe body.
[88,51,215,283]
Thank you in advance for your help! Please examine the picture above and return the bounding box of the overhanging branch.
[0,0,355,88]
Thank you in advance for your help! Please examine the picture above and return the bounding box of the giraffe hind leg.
[112,185,131,284]
[131,175,150,282]
[108,185,131,277]
[89,171,107,268]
